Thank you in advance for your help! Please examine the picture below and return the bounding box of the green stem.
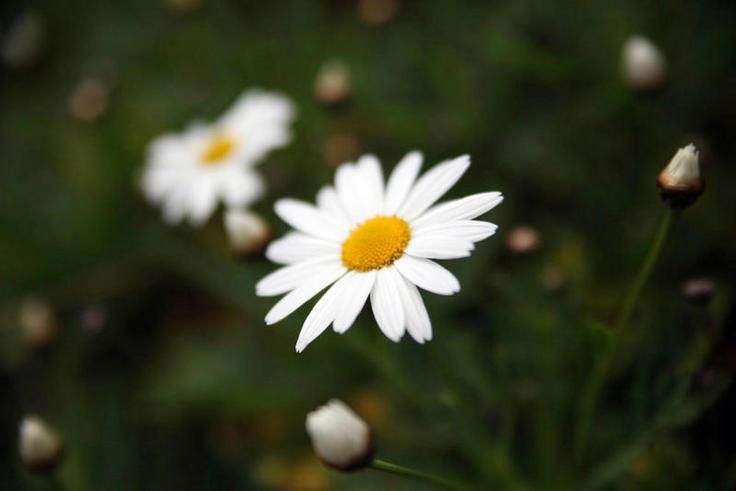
[613,209,675,335]
[370,458,468,491]
[574,208,675,464]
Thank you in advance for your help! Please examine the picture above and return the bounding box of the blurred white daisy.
[141,90,295,225]
[257,152,503,352]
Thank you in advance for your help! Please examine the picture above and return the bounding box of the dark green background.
[1,1,735,489]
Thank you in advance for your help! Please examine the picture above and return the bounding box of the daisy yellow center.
[200,134,237,165]
[341,216,411,271]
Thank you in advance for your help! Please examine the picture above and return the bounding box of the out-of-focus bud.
[223,209,270,256]
[506,225,540,254]
[357,0,398,26]
[657,144,704,208]
[323,131,361,167]
[18,297,56,349]
[19,416,63,473]
[681,278,716,306]
[306,399,374,472]
[621,35,667,91]
[314,61,351,107]
[539,265,565,291]
[1,11,44,68]
[80,304,108,334]
[68,78,109,122]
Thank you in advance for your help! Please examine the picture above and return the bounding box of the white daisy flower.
[257,151,503,352]
[141,89,295,226]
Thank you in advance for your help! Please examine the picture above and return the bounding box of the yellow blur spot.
[200,134,236,165]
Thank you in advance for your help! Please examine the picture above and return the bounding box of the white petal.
[219,168,265,209]
[265,232,340,265]
[397,155,470,221]
[411,192,503,229]
[218,90,295,163]
[256,258,340,296]
[356,154,384,216]
[413,220,498,243]
[383,151,422,214]
[369,268,406,342]
[405,236,474,259]
[395,275,432,343]
[393,255,460,296]
[161,186,190,225]
[264,264,347,325]
[186,179,218,225]
[334,163,367,224]
[316,186,351,227]
[275,198,348,241]
[295,276,346,352]
[333,271,376,333]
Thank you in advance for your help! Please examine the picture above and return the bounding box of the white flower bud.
[657,144,704,208]
[18,297,56,349]
[314,61,351,106]
[621,35,667,90]
[306,399,374,471]
[223,209,270,256]
[19,416,63,473]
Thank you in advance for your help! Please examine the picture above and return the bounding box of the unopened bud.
[18,297,56,349]
[657,144,704,208]
[621,35,667,90]
[506,225,540,254]
[68,77,109,122]
[1,11,44,68]
[314,61,351,107]
[19,416,63,473]
[306,399,374,471]
[323,131,361,167]
[681,278,715,306]
[224,209,270,256]
[357,0,398,26]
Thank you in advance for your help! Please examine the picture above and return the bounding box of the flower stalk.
[574,208,676,464]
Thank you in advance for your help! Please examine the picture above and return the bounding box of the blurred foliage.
[1,0,736,490]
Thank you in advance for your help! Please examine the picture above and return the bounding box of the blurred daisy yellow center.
[342,216,411,271]
[201,134,237,165]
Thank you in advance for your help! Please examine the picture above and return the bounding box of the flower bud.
[681,278,715,306]
[323,131,361,167]
[357,0,398,26]
[223,209,271,256]
[19,416,63,473]
[1,11,44,68]
[18,297,57,349]
[68,77,109,122]
[306,399,374,471]
[314,61,351,107]
[506,225,540,254]
[657,144,704,208]
[621,35,667,90]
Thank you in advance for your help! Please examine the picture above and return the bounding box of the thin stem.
[613,209,675,335]
[370,458,468,491]
[574,208,675,465]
